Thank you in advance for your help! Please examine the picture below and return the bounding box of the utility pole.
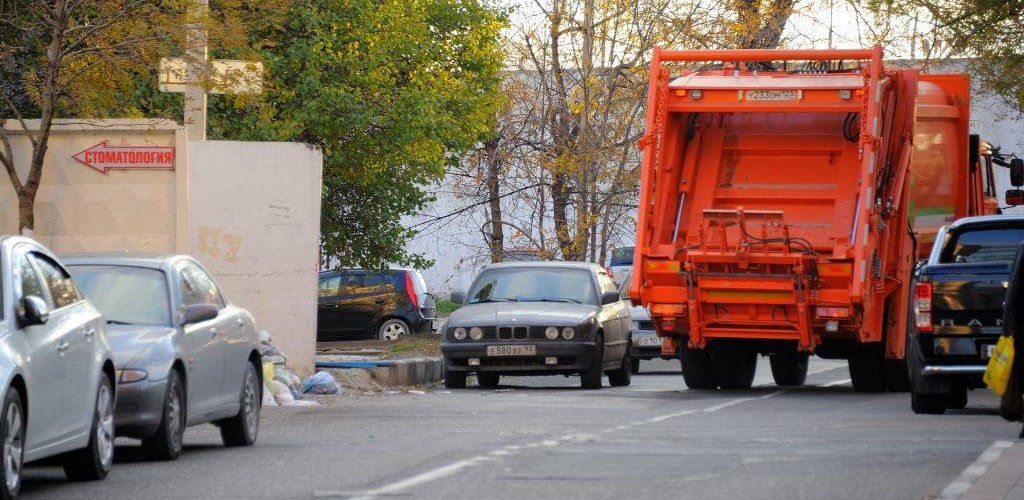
[185,0,208,141]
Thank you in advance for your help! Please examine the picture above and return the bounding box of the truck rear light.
[604,265,614,278]
[913,282,932,332]
[815,306,850,318]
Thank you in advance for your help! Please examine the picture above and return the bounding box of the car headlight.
[469,327,483,340]
[453,327,467,340]
[561,326,575,340]
[544,326,559,340]
[117,369,148,383]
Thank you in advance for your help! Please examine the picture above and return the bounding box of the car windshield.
[943,227,1024,263]
[68,265,171,326]
[610,246,634,266]
[467,267,596,305]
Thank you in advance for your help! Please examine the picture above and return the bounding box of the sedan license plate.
[486,345,536,357]
[635,336,661,347]
[983,344,996,359]
[746,89,797,101]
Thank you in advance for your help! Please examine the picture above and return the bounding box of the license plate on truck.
[635,336,661,347]
[746,89,798,101]
[486,345,536,357]
[983,344,996,359]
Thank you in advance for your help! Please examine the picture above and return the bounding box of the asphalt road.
[19,358,1022,500]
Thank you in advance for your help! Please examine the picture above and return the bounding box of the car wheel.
[219,361,260,447]
[607,341,632,387]
[477,373,500,388]
[444,368,467,389]
[142,370,185,461]
[378,319,409,341]
[911,386,948,414]
[0,388,24,500]
[63,375,114,481]
[631,358,641,374]
[580,333,604,390]
[712,345,756,389]
[769,351,808,387]
[680,343,715,390]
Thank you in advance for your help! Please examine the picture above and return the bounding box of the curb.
[315,357,444,387]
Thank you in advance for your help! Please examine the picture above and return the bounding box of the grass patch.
[382,335,440,358]
[435,300,462,315]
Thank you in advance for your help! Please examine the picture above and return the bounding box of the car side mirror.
[20,296,49,326]
[601,291,621,305]
[1011,158,1024,187]
[449,291,466,305]
[183,303,219,325]
[1007,189,1024,206]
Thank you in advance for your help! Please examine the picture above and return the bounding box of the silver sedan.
[64,253,263,461]
[0,236,117,498]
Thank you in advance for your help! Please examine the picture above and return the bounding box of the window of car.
[69,265,171,326]
[467,267,598,305]
[178,263,225,309]
[343,272,383,296]
[18,254,46,302]
[319,274,341,297]
[364,273,389,287]
[31,254,80,309]
[619,271,632,300]
[941,226,1024,263]
[595,269,618,296]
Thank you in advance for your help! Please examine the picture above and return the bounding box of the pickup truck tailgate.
[926,262,1009,335]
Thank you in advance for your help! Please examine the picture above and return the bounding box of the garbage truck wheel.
[769,351,808,386]
[680,343,715,390]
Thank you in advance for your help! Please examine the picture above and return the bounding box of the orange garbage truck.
[629,45,1001,392]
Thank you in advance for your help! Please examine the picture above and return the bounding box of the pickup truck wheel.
[911,387,948,414]
[477,372,500,388]
[849,343,886,392]
[607,342,632,387]
[769,351,808,386]
[713,345,756,389]
[680,343,715,390]
[580,334,604,390]
[945,383,968,410]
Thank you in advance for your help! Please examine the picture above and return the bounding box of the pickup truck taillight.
[913,282,933,332]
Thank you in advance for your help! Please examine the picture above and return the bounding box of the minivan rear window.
[610,246,634,266]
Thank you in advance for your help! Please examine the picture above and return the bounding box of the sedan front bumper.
[442,341,597,375]
[114,377,168,439]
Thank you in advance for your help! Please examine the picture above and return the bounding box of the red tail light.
[913,282,932,332]
[605,266,614,278]
[404,271,420,309]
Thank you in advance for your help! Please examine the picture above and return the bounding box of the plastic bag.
[271,380,295,404]
[262,360,275,388]
[984,335,1015,396]
[300,371,341,395]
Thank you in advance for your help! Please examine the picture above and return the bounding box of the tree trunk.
[484,135,503,262]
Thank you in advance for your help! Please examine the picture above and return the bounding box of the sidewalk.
[939,439,1024,500]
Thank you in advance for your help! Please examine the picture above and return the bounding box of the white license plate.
[983,344,996,359]
[746,89,797,101]
[486,345,536,357]
[635,336,661,347]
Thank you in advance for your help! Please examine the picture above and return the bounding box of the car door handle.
[374,299,386,305]
[82,328,95,340]
[210,328,218,337]
[322,303,339,309]
[57,341,70,354]
[236,318,245,328]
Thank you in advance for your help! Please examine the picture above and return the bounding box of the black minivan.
[317,268,436,341]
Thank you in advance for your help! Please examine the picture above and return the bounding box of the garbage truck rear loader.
[628,46,985,391]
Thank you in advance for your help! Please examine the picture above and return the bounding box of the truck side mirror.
[1011,158,1024,187]
[1006,189,1024,206]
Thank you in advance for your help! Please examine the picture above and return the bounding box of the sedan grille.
[498,326,529,340]
[639,321,655,331]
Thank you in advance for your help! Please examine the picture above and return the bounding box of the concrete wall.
[187,141,322,375]
[0,120,322,375]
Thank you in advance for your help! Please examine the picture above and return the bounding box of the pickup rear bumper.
[920,364,987,376]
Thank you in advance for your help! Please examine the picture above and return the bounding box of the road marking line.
[821,378,851,387]
[341,391,787,499]
[937,440,1014,500]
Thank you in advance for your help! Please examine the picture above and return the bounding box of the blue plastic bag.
[300,371,341,395]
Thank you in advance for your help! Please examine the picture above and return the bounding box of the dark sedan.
[441,262,632,389]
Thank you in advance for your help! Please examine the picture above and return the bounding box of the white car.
[606,246,634,286]
[0,236,117,498]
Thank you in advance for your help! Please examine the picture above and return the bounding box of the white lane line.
[335,391,786,499]
[820,378,852,387]
[937,441,1014,500]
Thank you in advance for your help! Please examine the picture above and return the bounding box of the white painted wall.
[188,141,322,375]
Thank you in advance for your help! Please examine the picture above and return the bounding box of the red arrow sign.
[72,141,175,174]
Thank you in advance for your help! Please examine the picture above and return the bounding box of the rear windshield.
[942,228,1024,263]
[610,247,634,266]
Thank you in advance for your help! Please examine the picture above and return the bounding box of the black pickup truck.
[908,215,1024,414]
